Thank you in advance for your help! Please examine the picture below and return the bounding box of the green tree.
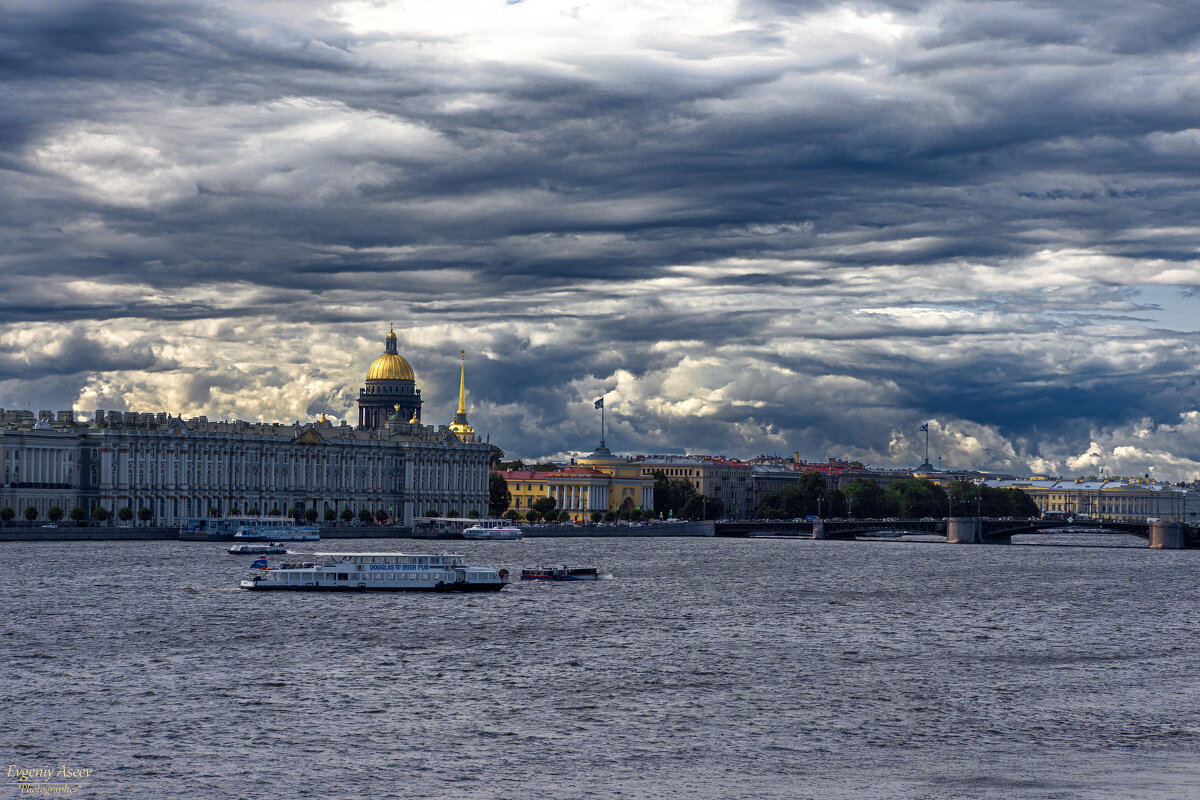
[324,508,337,522]
[467,509,480,519]
[340,507,354,523]
[248,506,260,515]
[488,445,505,468]
[681,494,723,520]
[117,507,134,522]
[590,511,603,523]
[269,506,282,517]
[92,507,110,522]
[358,509,373,524]
[69,506,85,522]
[48,506,64,522]
[24,506,38,521]
[559,510,572,522]
[446,508,461,518]
[305,508,319,522]
[497,460,526,471]
[0,506,14,522]
[505,510,519,522]
[603,510,617,522]
[137,506,152,522]
[652,471,697,517]
[375,508,389,523]
[525,510,538,523]
[531,496,557,521]
[843,479,889,518]
[885,478,947,518]
[489,472,512,516]
[208,506,221,518]
[424,508,440,518]
[756,472,828,519]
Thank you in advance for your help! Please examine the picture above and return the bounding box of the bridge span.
[714,518,1198,549]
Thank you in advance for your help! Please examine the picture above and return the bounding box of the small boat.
[462,519,523,540]
[229,543,289,555]
[519,566,606,581]
[240,552,510,592]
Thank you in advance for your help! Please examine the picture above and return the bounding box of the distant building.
[980,478,1187,523]
[496,454,654,521]
[627,454,753,519]
[0,327,490,525]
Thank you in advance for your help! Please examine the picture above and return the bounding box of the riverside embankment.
[0,520,714,542]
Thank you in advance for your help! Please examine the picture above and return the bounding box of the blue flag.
[251,558,268,569]
[919,423,928,432]
[594,398,604,409]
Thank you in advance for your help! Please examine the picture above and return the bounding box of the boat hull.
[240,580,506,592]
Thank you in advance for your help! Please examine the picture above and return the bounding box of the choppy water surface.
[3,537,1200,799]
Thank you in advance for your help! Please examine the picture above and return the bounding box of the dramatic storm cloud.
[2,0,1200,478]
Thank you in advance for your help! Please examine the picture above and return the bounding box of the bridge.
[714,517,1199,549]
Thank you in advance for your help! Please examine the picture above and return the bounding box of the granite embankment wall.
[519,521,713,537]
[0,521,715,541]
[0,525,419,542]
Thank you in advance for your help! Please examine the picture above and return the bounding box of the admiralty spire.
[448,350,478,443]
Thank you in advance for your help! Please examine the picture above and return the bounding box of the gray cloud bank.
[2,0,1200,479]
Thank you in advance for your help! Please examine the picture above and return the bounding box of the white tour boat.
[240,552,511,592]
[229,542,290,555]
[231,518,320,542]
[181,516,320,542]
[461,519,523,540]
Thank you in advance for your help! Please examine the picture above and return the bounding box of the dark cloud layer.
[2,0,1200,478]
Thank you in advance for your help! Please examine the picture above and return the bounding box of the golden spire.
[457,349,467,416]
[409,411,419,424]
[449,348,476,441]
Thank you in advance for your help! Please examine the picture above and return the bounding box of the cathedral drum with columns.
[0,327,492,528]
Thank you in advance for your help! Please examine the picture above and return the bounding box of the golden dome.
[366,324,416,381]
[367,352,416,381]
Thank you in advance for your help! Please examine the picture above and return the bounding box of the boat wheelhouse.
[240,552,510,592]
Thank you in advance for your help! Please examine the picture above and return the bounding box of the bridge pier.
[1148,520,1185,549]
[812,519,825,539]
[946,517,982,544]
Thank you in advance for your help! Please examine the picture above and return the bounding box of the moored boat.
[240,552,510,592]
[181,516,320,542]
[462,519,523,540]
[229,542,290,555]
[232,518,320,542]
[519,566,606,581]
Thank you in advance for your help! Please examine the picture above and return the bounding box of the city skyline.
[3,1,1200,480]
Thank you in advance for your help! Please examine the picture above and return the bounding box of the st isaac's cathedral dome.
[358,325,422,429]
[366,328,416,381]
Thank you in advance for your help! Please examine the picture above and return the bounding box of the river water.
[3,536,1199,799]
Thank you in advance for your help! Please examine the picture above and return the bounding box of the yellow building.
[495,467,612,521]
[574,446,656,515]
[980,479,1185,522]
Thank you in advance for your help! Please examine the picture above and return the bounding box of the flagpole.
[601,401,606,448]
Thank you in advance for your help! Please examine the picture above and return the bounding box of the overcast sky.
[2,0,1200,479]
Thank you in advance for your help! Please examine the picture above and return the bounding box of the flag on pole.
[919,423,928,431]
[594,398,604,409]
